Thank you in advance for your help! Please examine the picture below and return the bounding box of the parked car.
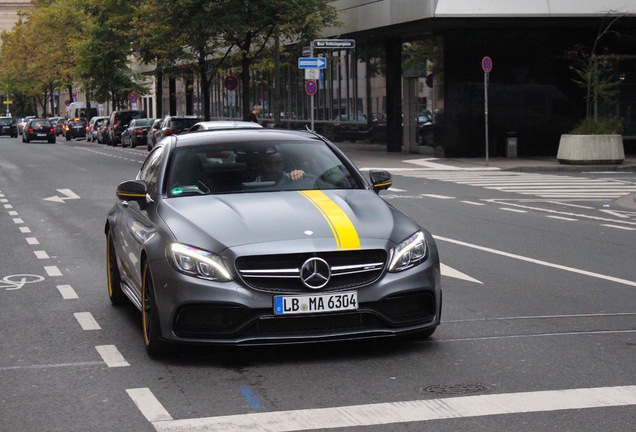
[108,110,147,146]
[105,128,442,355]
[54,119,66,136]
[22,118,56,143]
[146,118,162,151]
[121,118,155,148]
[186,120,263,133]
[330,113,369,142]
[157,115,200,141]
[0,116,18,137]
[97,120,110,144]
[86,116,109,142]
[416,110,433,145]
[18,116,36,135]
[65,118,88,140]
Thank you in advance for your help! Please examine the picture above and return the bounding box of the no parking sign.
[305,80,317,96]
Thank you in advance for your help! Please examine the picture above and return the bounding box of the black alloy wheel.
[142,262,166,356]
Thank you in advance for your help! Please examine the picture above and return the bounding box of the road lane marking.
[95,345,130,368]
[460,201,485,206]
[127,388,173,422]
[434,235,636,287]
[74,312,101,330]
[12,218,23,224]
[26,237,39,245]
[0,361,104,371]
[601,224,636,231]
[134,386,636,432]
[438,329,635,342]
[8,210,17,216]
[34,250,49,259]
[500,208,526,213]
[19,226,31,233]
[421,194,454,199]
[57,284,78,299]
[441,264,482,284]
[44,266,63,277]
[546,215,578,221]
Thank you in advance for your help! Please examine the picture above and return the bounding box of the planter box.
[557,134,625,165]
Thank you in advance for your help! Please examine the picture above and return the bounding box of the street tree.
[219,0,338,121]
[131,0,233,120]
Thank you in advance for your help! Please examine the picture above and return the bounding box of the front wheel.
[142,262,167,356]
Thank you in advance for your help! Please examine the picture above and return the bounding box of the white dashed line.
[4,204,13,209]
[74,312,101,330]
[95,345,130,368]
[460,201,485,206]
[8,211,18,216]
[500,208,527,213]
[420,194,455,199]
[12,218,24,224]
[546,215,578,221]
[44,266,63,277]
[26,237,39,245]
[19,226,31,233]
[56,284,78,299]
[34,250,50,259]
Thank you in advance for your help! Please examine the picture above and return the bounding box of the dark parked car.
[54,119,66,136]
[65,118,88,140]
[22,118,56,143]
[157,115,200,141]
[108,110,147,146]
[330,113,369,142]
[86,116,109,142]
[121,118,155,148]
[106,128,442,355]
[146,118,162,151]
[0,116,18,137]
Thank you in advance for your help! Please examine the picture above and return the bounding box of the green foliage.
[570,115,623,135]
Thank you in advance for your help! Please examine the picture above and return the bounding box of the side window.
[137,146,165,194]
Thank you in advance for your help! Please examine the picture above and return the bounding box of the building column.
[385,37,403,152]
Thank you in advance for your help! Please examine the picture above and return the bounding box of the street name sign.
[298,57,326,69]
[313,39,356,49]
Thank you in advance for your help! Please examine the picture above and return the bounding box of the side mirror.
[369,169,392,193]
[116,180,148,201]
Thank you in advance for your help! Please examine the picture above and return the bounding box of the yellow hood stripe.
[299,190,360,249]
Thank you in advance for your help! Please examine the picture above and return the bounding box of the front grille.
[236,250,387,293]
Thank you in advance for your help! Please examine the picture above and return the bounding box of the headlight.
[388,231,428,272]
[166,243,232,281]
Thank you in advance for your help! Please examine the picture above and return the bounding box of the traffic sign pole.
[310,45,314,132]
[482,57,493,167]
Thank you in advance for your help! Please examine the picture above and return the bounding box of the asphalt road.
[0,135,634,431]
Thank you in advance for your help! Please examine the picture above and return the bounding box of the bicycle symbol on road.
[0,274,45,291]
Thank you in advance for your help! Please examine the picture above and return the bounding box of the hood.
[157,190,418,252]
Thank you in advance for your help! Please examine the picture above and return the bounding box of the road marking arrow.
[44,189,80,203]
[441,263,483,284]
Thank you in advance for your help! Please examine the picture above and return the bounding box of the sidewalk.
[333,142,636,172]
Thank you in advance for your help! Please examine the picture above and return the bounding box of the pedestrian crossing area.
[400,171,636,200]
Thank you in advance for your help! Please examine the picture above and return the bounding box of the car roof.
[190,120,263,131]
[170,128,325,149]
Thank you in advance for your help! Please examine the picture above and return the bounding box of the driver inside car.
[255,151,305,183]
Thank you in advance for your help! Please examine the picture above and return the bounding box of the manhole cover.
[415,383,495,396]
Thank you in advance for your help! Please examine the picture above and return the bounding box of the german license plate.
[37,133,46,137]
[274,292,357,315]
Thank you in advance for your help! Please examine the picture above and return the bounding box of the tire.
[142,262,167,356]
[65,134,70,141]
[106,231,126,305]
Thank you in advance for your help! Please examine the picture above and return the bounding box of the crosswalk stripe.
[401,171,636,200]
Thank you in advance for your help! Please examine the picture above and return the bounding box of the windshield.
[169,118,199,131]
[166,141,361,198]
[0,118,13,125]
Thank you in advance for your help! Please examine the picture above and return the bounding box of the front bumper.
[148,251,441,345]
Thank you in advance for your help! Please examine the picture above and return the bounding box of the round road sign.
[482,56,493,73]
[305,80,317,96]
[128,92,138,103]
[224,74,239,91]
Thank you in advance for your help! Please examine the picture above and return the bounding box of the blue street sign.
[298,57,326,69]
